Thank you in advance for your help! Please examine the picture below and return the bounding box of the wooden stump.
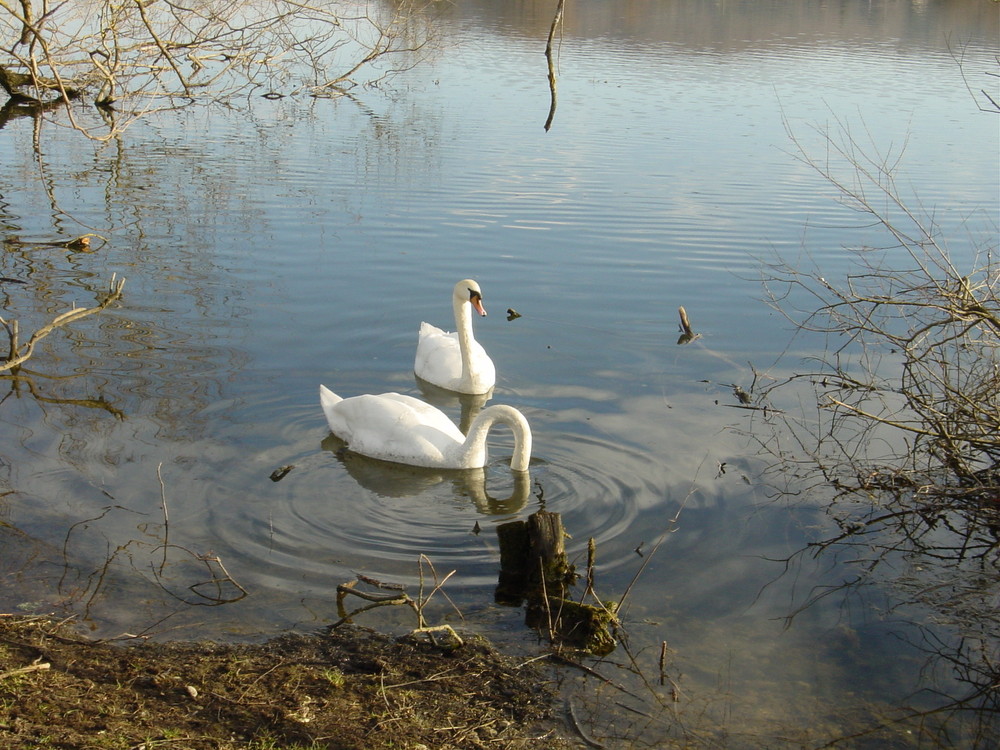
[496,510,617,655]
[496,510,573,604]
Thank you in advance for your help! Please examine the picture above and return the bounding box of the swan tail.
[319,384,343,406]
[418,321,447,336]
[319,385,345,429]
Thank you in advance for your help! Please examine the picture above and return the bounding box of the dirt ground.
[0,614,574,749]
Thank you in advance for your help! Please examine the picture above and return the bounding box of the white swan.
[414,279,496,394]
[320,385,530,471]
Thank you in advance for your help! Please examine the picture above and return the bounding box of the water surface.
[1,0,997,746]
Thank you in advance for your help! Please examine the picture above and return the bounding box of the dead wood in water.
[497,510,618,655]
[0,63,82,104]
[4,235,99,252]
[332,556,465,648]
[543,0,565,131]
[0,4,438,141]
[497,510,573,604]
[1,274,125,372]
[545,0,566,57]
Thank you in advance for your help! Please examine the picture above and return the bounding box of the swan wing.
[321,390,467,468]
[415,322,464,388]
[414,322,496,392]
[468,339,496,387]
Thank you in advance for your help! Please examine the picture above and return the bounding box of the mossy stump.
[496,510,617,655]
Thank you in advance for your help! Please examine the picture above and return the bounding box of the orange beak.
[471,292,487,317]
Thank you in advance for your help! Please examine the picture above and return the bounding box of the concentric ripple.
[189,392,668,606]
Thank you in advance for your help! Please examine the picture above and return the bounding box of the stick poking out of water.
[543,0,565,131]
[677,306,701,345]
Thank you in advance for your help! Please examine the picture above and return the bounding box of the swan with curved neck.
[414,279,496,394]
[319,385,530,471]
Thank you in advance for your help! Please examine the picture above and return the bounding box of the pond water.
[1,0,998,746]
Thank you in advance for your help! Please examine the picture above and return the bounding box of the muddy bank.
[0,615,573,749]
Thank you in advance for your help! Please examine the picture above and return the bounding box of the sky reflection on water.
[0,0,997,746]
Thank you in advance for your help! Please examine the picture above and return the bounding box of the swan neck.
[461,405,532,472]
[453,294,475,381]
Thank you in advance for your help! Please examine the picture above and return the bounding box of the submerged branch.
[1,275,125,372]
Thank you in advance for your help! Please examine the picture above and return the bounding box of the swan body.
[414,279,496,394]
[319,385,530,471]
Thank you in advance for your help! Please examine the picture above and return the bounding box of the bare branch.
[1,274,125,371]
[0,1,441,139]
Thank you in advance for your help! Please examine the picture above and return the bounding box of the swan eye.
[466,286,487,316]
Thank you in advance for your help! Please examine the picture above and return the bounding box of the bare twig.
[330,555,463,643]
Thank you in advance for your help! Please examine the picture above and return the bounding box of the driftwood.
[0,64,81,104]
[1,274,125,372]
[5,235,95,252]
[0,64,38,102]
[497,510,618,655]
[543,0,565,131]
[269,465,294,482]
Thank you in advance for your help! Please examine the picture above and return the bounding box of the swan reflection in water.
[320,433,533,516]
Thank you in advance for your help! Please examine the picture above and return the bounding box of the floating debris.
[4,234,100,252]
[732,385,752,405]
[65,236,92,251]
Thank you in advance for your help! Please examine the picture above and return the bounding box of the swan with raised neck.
[320,385,530,471]
[414,279,496,394]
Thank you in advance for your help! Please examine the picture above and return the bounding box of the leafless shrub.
[757,115,999,562]
[1,0,438,139]
[748,108,999,742]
